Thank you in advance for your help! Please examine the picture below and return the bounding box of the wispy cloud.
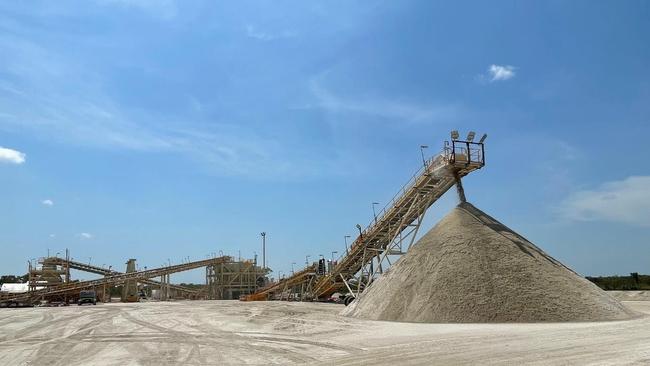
[0,25,322,178]
[245,24,296,41]
[559,176,650,227]
[304,79,462,123]
[77,232,93,240]
[94,0,178,20]
[488,64,516,82]
[41,199,54,206]
[0,146,26,164]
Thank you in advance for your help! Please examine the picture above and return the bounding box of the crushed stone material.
[342,202,637,323]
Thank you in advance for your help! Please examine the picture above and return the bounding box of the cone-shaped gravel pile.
[342,202,636,323]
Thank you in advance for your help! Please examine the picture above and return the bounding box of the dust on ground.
[609,291,650,301]
[1,300,650,365]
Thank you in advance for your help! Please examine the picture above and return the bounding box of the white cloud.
[49,234,56,238]
[41,199,54,206]
[94,0,177,20]
[488,64,516,82]
[0,33,322,178]
[245,24,296,41]
[0,146,26,164]
[559,176,650,227]
[306,79,461,123]
[77,232,93,240]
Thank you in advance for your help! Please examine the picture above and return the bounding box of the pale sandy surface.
[1,300,650,365]
[344,203,635,323]
[609,291,650,301]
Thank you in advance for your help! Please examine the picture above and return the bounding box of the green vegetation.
[0,274,29,286]
[586,273,650,291]
[177,283,205,290]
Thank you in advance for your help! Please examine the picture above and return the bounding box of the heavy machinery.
[121,259,138,302]
[0,256,231,306]
[78,290,97,306]
[244,131,486,302]
[42,256,201,300]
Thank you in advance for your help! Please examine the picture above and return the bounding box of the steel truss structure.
[0,257,230,305]
[246,264,316,301]
[244,136,486,301]
[42,257,200,299]
[205,258,267,300]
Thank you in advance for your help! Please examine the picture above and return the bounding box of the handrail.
[42,257,200,294]
[242,264,316,300]
[259,139,485,300]
[2,256,231,303]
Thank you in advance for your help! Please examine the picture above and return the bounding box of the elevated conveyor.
[244,264,316,301]
[1,256,229,304]
[42,257,199,295]
[244,135,486,301]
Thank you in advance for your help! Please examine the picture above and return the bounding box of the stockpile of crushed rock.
[342,202,636,323]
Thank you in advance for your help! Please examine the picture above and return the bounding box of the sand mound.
[342,202,637,323]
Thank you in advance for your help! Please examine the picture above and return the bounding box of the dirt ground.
[1,299,650,365]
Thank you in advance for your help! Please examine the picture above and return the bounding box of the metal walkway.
[42,257,199,295]
[245,135,486,301]
[245,264,316,301]
[1,257,229,304]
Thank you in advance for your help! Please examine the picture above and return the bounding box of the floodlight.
[479,133,487,143]
[450,130,459,140]
[466,131,475,142]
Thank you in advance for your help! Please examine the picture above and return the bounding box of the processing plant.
[1,252,270,306]
[244,131,486,303]
[2,131,485,307]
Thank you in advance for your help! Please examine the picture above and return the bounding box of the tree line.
[586,273,650,291]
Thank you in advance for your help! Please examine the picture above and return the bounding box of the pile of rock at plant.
[342,202,636,323]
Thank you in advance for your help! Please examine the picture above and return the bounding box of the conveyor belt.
[42,257,199,294]
[245,138,485,301]
[1,256,229,304]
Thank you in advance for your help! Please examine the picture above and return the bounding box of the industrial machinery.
[78,290,97,306]
[42,256,200,300]
[0,256,232,306]
[2,130,485,306]
[121,259,138,302]
[205,257,268,300]
[244,131,486,302]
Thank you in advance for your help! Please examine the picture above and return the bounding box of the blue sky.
[1,1,649,283]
